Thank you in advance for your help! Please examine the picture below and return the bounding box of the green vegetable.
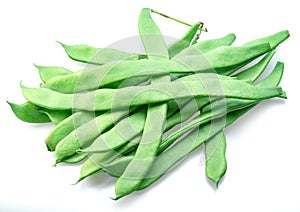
[7,8,288,200]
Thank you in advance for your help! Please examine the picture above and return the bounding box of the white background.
[0,0,299,211]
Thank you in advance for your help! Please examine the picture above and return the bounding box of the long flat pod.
[7,101,71,125]
[7,101,51,123]
[58,42,142,65]
[114,8,170,199]
[205,132,227,187]
[35,65,72,83]
[46,111,96,151]
[22,76,284,111]
[167,22,200,57]
[243,30,289,50]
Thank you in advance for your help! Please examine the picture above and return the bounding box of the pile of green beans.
[8,8,289,200]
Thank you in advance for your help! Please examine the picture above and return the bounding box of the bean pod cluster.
[8,8,289,200]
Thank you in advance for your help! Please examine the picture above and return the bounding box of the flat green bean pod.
[7,101,71,125]
[21,75,284,111]
[35,65,72,83]
[243,30,289,50]
[205,131,227,187]
[58,42,143,65]
[7,101,51,123]
[46,111,96,151]
[114,8,170,199]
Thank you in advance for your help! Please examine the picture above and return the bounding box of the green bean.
[205,131,227,187]
[43,42,270,93]
[35,65,72,83]
[45,111,96,151]
[21,74,284,111]
[7,101,71,125]
[58,42,143,65]
[243,30,289,50]
[219,30,288,76]
[38,109,71,125]
[173,43,271,73]
[177,33,236,56]
[235,51,276,81]
[7,101,51,123]
[113,105,167,199]
[114,7,170,199]
[167,22,200,57]
[196,34,236,53]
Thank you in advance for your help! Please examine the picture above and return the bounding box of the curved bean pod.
[167,22,200,57]
[21,75,284,111]
[243,30,289,50]
[35,65,72,83]
[58,42,143,65]
[114,7,170,199]
[205,132,227,187]
[46,111,96,151]
[7,101,51,123]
